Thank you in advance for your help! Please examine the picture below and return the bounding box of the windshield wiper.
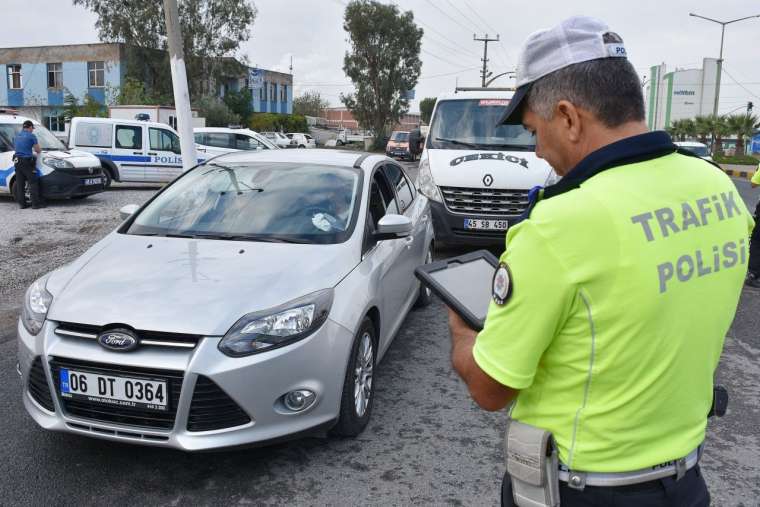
[474,144,535,151]
[189,233,313,244]
[434,137,478,148]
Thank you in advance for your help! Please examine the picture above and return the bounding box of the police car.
[0,113,105,202]
[68,117,207,187]
[417,88,559,246]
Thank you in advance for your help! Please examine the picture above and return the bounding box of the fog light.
[284,389,316,412]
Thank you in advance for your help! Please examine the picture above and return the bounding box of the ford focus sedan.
[18,149,433,450]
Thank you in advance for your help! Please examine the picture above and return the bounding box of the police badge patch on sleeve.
[492,262,513,305]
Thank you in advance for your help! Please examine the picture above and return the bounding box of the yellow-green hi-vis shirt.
[752,164,760,185]
[473,132,755,473]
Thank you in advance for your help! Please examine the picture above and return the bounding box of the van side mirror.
[374,214,412,240]
[119,204,140,220]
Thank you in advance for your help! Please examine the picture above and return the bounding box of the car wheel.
[101,167,113,188]
[332,317,376,437]
[414,245,434,308]
[299,144,306,149]
[10,180,30,206]
[336,140,344,146]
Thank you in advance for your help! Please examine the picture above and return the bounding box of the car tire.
[299,144,306,149]
[101,167,113,189]
[414,245,434,308]
[70,195,89,200]
[336,140,344,146]
[332,317,376,437]
[10,180,30,206]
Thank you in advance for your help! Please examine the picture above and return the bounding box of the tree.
[72,0,257,98]
[195,96,240,127]
[694,116,711,145]
[340,0,423,148]
[293,90,329,117]
[707,114,730,155]
[726,113,759,156]
[419,97,436,124]
[62,89,108,119]
[223,89,253,119]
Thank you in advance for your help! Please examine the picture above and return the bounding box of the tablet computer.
[414,250,501,331]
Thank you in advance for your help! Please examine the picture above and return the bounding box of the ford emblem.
[97,329,139,352]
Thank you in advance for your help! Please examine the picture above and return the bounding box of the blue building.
[0,43,293,133]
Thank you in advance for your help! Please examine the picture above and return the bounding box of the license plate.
[464,218,509,231]
[84,177,102,185]
[59,368,168,411]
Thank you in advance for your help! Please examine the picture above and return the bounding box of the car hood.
[46,233,357,336]
[41,149,100,167]
[425,149,553,189]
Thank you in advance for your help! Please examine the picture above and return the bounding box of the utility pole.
[474,34,499,87]
[163,0,197,172]
[689,13,760,118]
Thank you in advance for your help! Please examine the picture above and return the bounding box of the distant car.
[286,133,316,149]
[18,148,434,450]
[194,127,277,157]
[336,129,372,146]
[263,131,297,149]
[675,141,712,161]
[386,131,414,161]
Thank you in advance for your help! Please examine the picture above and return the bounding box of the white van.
[194,127,278,157]
[416,89,558,246]
[0,113,105,202]
[68,117,205,186]
[674,141,712,161]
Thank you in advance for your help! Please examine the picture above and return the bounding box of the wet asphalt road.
[1,162,759,506]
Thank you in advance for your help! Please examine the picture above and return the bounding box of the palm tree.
[694,116,711,145]
[682,118,697,141]
[667,119,689,141]
[726,114,759,156]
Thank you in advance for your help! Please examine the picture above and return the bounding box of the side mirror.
[375,214,412,240]
[119,204,140,220]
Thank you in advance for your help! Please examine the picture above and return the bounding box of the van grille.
[440,186,530,216]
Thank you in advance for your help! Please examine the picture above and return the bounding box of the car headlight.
[43,157,73,169]
[544,169,561,187]
[416,157,443,203]
[22,275,53,335]
[218,289,334,357]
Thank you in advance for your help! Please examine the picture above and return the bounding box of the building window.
[260,84,265,101]
[281,84,288,102]
[270,83,276,102]
[45,115,66,132]
[7,64,22,90]
[88,61,105,88]
[47,63,63,89]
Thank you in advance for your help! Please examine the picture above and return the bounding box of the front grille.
[28,357,55,411]
[49,357,184,430]
[451,227,508,239]
[57,167,104,177]
[55,322,202,350]
[187,376,251,432]
[440,186,530,216]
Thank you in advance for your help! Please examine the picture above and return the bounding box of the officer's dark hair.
[526,58,645,128]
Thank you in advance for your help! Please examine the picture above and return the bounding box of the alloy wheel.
[353,332,374,417]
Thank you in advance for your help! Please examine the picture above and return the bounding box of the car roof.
[71,116,175,130]
[0,113,38,125]
[206,148,385,172]
[436,89,516,101]
[194,127,262,135]
[674,141,707,147]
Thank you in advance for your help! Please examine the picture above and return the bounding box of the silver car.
[17,149,434,450]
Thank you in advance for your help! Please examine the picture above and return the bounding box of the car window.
[373,170,398,215]
[149,128,180,152]
[126,162,363,244]
[201,133,232,149]
[382,164,414,212]
[235,134,263,150]
[115,125,142,149]
[194,133,204,144]
[74,121,112,148]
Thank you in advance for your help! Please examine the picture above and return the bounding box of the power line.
[461,0,499,35]
[422,0,481,35]
[722,66,760,101]
[443,0,483,33]
[421,48,478,69]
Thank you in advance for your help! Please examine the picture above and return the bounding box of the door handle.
[132,151,143,155]
[147,152,158,156]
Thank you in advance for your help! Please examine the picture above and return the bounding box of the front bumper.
[40,168,106,198]
[429,200,516,247]
[386,148,410,158]
[18,317,354,450]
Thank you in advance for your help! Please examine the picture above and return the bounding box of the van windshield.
[427,99,535,151]
[0,123,66,151]
[679,145,709,157]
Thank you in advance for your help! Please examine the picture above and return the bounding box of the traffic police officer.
[746,167,760,287]
[13,120,44,209]
[447,16,755,506]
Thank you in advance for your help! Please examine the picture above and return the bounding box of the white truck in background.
[416,88,559,247]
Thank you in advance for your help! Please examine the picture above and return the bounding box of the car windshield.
[392,132,409,142]
[427,99,535,151]
[0,123,66,151]
[681,145,709,157]
[126,162,362,244]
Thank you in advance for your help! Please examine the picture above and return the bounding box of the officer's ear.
[555,100,582,143]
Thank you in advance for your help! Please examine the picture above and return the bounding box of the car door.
[381,163,426,302]
[113,124,145,182]
[148,127,183,182]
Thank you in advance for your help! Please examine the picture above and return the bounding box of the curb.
[722,168,756,180]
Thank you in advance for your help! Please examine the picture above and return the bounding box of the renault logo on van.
[483,174,493,187]
[97,329,139,352]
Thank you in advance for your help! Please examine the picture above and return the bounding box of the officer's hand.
[447,307,477,342]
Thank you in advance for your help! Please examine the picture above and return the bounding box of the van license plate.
[464,218,508,231]
[84,177,102,186]
[59,367,168,411]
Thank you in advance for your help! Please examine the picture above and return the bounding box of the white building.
[645,58,719,130]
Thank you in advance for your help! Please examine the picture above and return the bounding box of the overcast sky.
[3,0,759,115]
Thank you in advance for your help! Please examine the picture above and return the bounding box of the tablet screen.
[428,258,495,324]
